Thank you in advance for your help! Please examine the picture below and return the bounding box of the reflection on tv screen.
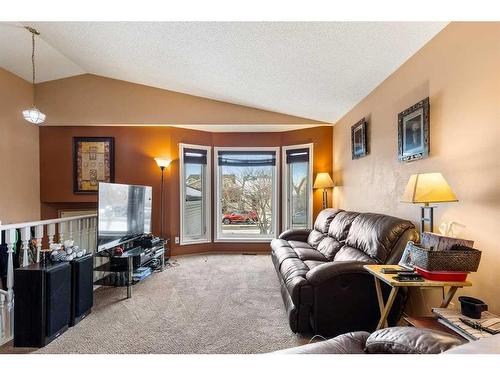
[98,182,152,250]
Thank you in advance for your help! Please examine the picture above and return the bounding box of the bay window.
[179,143,211,244]
[215,147,279,241]
[282,144,313,230]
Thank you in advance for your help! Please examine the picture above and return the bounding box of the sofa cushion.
[306,230,325,248]
[294,248,328,262]
[313,208,343,233]
[316,237,343,261]
[288,240,313,249]
[333,246,374,263]
[272,246,299,266]
[303,260,327,270]
[271,238,290,252]
[345,213,414,263]
[328,211,359,240]
[280,258,309,280]
[365,327,462,354]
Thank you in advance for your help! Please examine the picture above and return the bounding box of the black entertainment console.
[94,236,167,298]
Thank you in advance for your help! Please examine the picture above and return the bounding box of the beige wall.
[35,74,322,126]
[333,22,500,313]
[0,68,40,223]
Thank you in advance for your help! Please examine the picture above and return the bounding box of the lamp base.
[420,205,435,234]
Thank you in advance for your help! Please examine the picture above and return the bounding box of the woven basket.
[402,241,481,272]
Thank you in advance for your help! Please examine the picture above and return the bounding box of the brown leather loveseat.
[271,208,418,336]
[275,326,500,354]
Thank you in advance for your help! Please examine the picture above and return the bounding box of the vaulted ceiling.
[0,22,447,123]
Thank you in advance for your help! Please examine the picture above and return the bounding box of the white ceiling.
[0,22,447,123]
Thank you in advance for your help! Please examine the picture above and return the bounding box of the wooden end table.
[363,264,472,330]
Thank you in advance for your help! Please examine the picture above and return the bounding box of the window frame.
[214,146,280,243]
[179,143,212,245]
[282,143,314,232]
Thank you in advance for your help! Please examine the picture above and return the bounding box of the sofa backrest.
[333,213,416,264]
[328,211,360,240]
[307,209,343,248]
[315,211,360,260]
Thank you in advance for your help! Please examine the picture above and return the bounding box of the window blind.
[183,148,207,164]
[286,148,310,163]
[218,151,276,167]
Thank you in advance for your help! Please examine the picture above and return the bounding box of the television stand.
[95,238,167,298]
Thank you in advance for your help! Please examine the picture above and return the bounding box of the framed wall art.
[73,137,115,193]
[398,97,430,162]
[351,118,368,159]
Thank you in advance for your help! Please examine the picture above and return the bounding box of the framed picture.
[351,118,367,159]
[398,97,430,162]
[73,137,115,193]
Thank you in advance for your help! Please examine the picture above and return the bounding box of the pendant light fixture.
[22,26,46,125]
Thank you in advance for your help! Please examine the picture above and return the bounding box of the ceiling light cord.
[25,26,40,104]
[31,30,36,104]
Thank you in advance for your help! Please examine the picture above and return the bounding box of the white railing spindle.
[35,225,44,263]
[20,226,31,267]
[77,219,83,250]
[58,222,65,244]
[86,218,91,251]
[91,217,97,252]
[48,223,56,246]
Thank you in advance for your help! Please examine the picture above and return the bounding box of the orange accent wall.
[332,22,500,313]
[39,125,333,255]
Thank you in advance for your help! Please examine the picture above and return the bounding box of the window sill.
[214,238,274,243]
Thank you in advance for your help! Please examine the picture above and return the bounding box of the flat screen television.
[97,182,153,251]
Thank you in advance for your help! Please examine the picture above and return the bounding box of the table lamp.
[154,158,171,238]
[401,172,458,233]
[313,172,335,209]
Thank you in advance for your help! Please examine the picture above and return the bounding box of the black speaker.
[70,254,93,326]
[14,262,71,347]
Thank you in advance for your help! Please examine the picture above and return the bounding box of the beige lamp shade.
[154,158,171,168]
[402,173,458,204]
[313,172,334,189]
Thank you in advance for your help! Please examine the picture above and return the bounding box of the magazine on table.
[432,307,500,341]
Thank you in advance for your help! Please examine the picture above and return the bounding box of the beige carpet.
[1,254,310,354]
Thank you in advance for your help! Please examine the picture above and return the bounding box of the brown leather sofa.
[274,326,500,354]
[271,208,419,336]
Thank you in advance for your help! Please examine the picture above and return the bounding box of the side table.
[363,264,472,330]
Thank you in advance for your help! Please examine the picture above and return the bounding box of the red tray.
[415,266,468,282]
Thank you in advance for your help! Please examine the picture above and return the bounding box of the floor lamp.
[402,172,458,234]
[313,172,335,209]
[154,158,171,238]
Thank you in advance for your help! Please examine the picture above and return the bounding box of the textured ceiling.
[0,22,447,123]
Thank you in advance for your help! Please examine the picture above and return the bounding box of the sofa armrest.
[278,228,312,242]
[305,261,371,285]
[273,331,370,354]
[366,327,463,354]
